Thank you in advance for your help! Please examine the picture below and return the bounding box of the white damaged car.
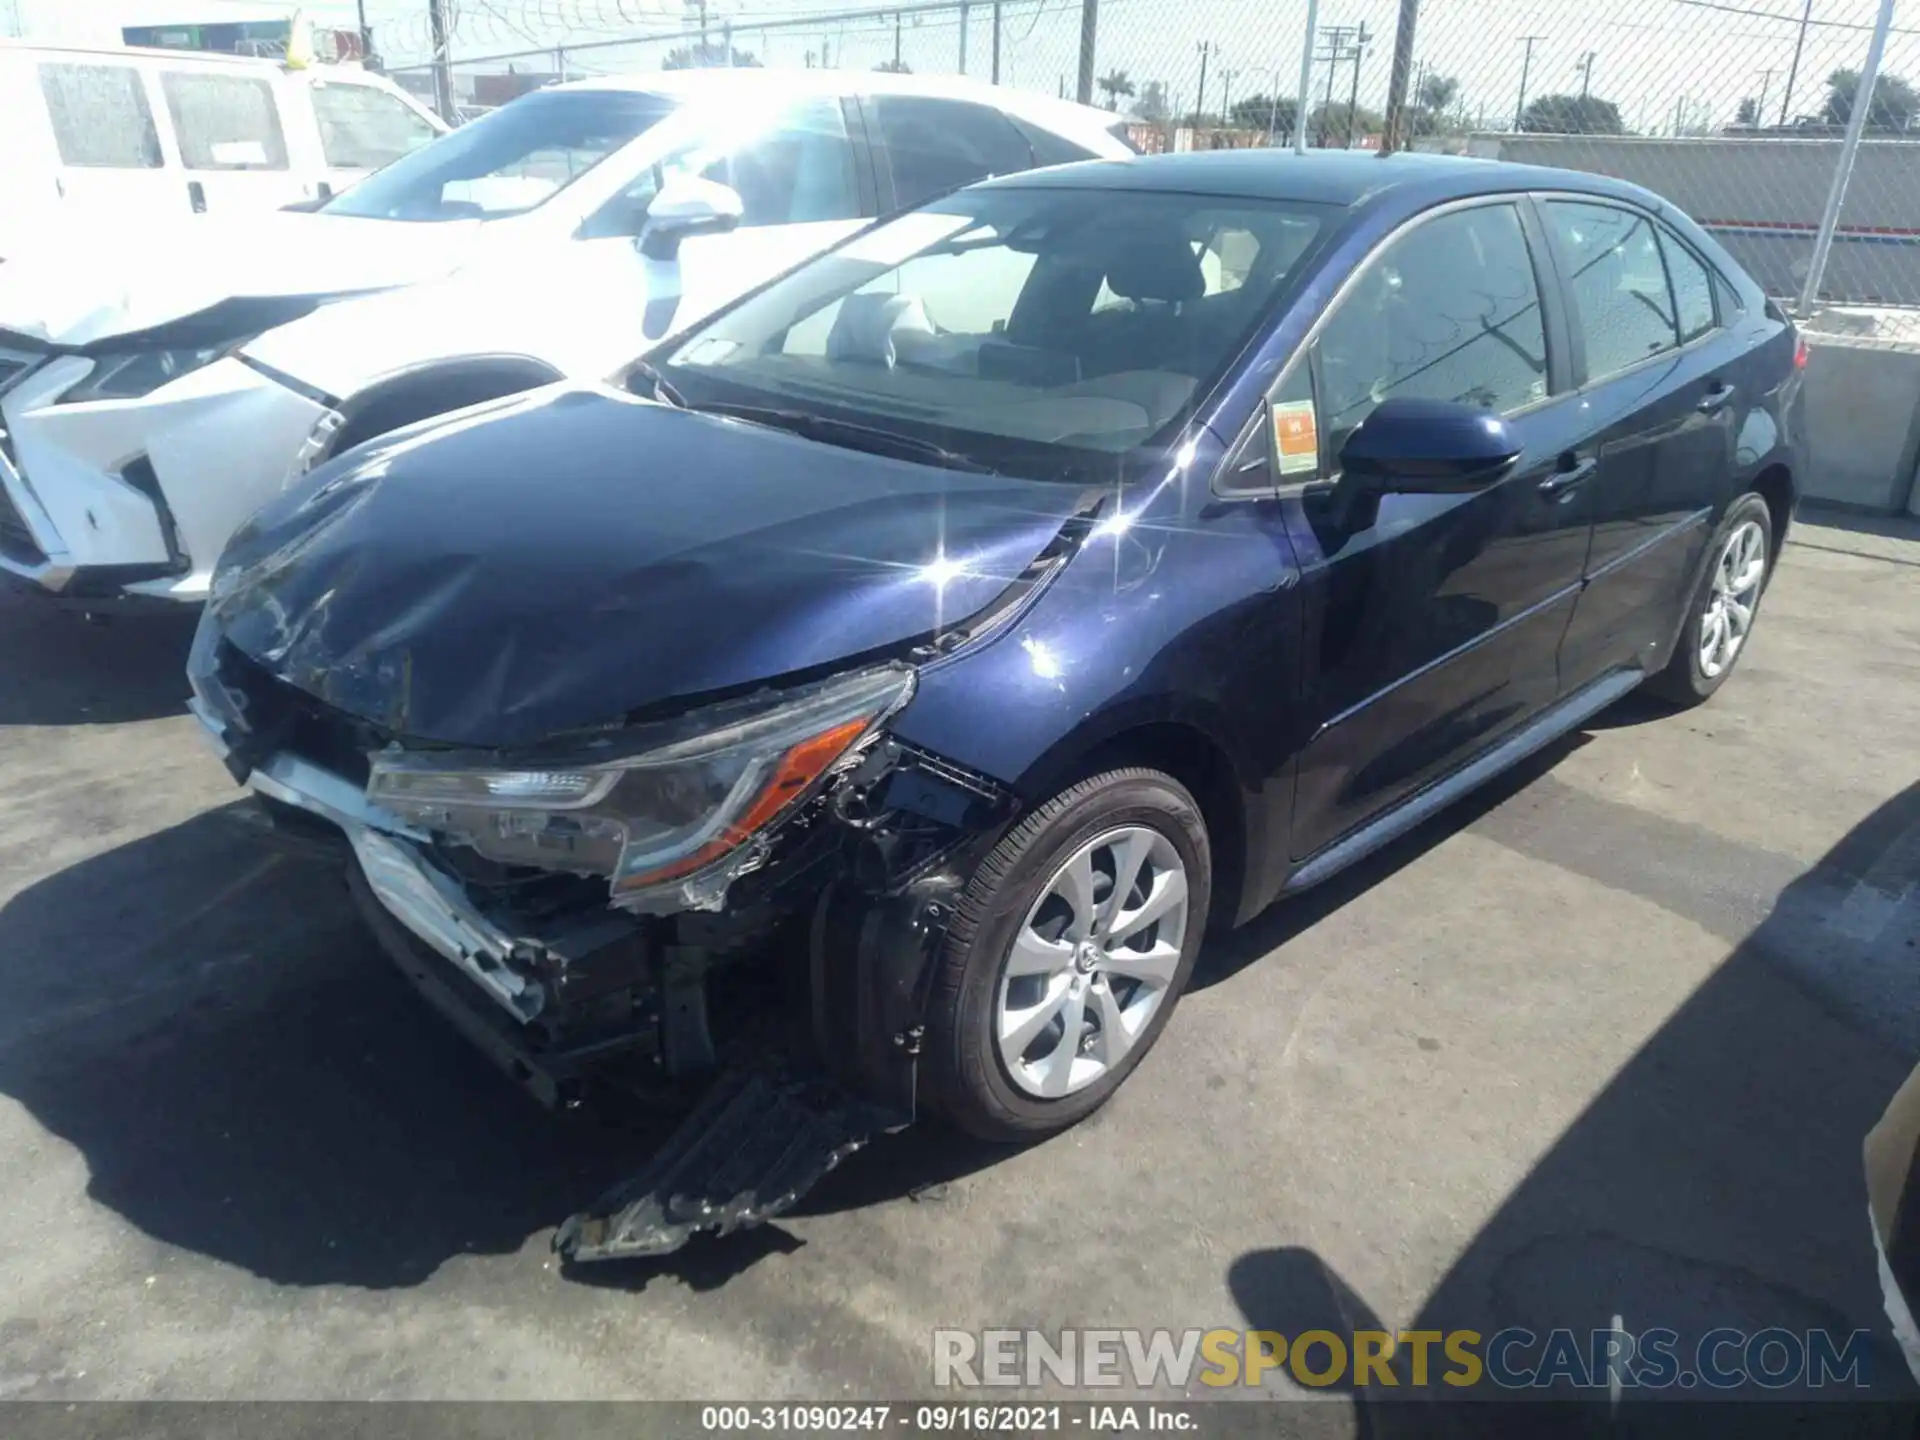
[0,68,1129,604]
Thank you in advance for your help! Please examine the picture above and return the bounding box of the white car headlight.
[365,666,915,909]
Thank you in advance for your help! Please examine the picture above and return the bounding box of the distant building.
[121,18,366,62]
[471,69,561,108]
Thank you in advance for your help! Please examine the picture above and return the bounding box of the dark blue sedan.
[190,149,1806,1257]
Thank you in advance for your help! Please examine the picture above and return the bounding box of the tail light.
[1794,335,1810,370]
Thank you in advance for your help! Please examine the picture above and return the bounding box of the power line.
[1670,0,1920,38]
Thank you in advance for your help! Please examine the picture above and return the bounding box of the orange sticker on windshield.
[1273,399,1319,475]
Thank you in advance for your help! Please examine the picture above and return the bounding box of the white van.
[0,41,447,259]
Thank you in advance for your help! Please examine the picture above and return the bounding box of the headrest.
[825,292,938,367]
[1101,230,1206,304]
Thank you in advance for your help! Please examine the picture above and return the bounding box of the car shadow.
[1794,501,1920,552]
[0,697,1769,1298]
[0,591,198,725]
[0,803,1014,1294]
[1227,782,1920,1422]
[1194,732,1588,993]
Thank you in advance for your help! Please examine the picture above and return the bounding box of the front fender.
[240,267,620,402]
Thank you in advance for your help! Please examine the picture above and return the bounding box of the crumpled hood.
[207,385,1095,749]
[0,211,481,347]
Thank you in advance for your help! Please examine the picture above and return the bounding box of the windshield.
[656,186,1334,481]
[321,89,675,222]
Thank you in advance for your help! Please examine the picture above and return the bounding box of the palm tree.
[1417,73,1460,113]
[1098,69,1136,111]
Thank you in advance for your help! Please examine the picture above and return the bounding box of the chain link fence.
[372,0,1920,324]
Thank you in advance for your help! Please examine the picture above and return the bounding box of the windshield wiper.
[626,358,685,408]
[694,403,997,474]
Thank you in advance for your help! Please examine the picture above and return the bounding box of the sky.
[16,0,1920,133]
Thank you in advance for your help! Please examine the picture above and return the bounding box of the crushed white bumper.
[0,352,337,603]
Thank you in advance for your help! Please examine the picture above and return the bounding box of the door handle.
[187,180,207,213]
[1697,382,1735,414]
[1538,457,1598,498]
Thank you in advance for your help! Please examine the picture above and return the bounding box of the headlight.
[60,344,239,403]
[365,665,915,911]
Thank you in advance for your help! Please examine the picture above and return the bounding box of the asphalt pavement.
[0,508,1914,1425]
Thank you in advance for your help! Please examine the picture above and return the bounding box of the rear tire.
[1645,493,1774,707]
[924,768,1211,1142]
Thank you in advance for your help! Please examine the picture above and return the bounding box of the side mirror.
[1338,396,1522,493]
[638,176,744,261]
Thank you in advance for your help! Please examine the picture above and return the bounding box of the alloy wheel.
[1698,519,1769,679]
[994,825,1191,1099]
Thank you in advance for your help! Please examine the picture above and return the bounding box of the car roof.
[978,147,1664,212]
[0,37,326,73]
[554,66,1116,135]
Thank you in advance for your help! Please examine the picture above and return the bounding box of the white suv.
[0,68,1130,605]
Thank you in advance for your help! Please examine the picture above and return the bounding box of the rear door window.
[311,81,440,169]
[1658,226,1718,343]
[1010,116,1099,168]
[1545,200,1681,380]
[39,63,163,168]
[161,70,289,170]
[871,96,1036,209]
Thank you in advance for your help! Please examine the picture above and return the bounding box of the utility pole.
[1513,34,1544,133]
[1294,0,1320,153]
[428,0,455,124]
[1076,0,1097,105]
[1221,67,1238,126]
[1196,41,1212,123]
[1673,93,1686,137]
[1317,27,1349,146]
[959,0,968,74]
[1379,0,1421,154]
[1344,22,1369,149]
[1756,66,1778,124]
[723,20,733,66]
[355,0,376,66]
[1779,0,1814,125]
[822,39,831,67]
[1576,49,1596,98]
[991,0,1002,82]
[893,10,903,70]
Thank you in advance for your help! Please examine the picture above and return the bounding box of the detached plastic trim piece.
[553,1070,900,1262]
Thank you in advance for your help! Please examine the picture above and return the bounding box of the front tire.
[924,768,1212,1142]
[1646,493,1775,706]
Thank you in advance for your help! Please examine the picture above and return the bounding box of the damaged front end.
[188,624,1016,1260]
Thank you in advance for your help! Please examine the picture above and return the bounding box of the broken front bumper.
[188,648,1019,1258]
[192,700,662,1111]
[196,722,546,1023]
[0,354,334,603]
[188,668,1014,1123]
